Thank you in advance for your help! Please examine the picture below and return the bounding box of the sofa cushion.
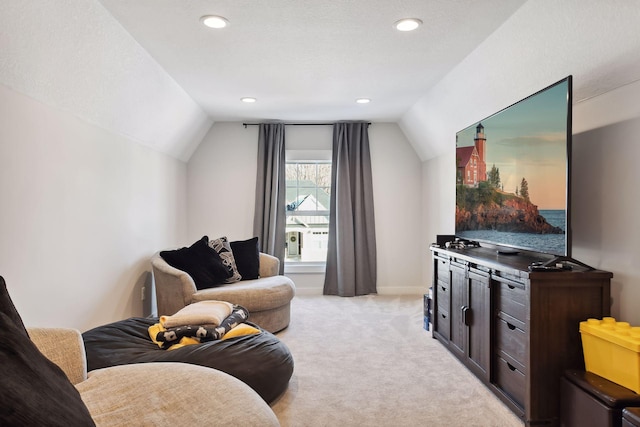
[160,236,231,290]
[192,275,295,312]
[76,362,279,427]
[0,277,96,426]
[209,236,242,283]
[230,237,260,280]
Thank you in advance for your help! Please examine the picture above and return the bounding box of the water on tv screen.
[455,76,572,256]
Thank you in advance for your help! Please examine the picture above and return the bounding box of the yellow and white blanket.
[150,303,259,350]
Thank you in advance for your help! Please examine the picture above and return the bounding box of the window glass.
[285,162,331,262]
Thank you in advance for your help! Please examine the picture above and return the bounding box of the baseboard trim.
[294,288,323,296]
[294,286,427,296]
[376,287,428,295]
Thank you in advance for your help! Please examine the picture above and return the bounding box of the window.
[285,161,331,263]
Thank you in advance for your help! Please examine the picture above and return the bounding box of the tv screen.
[455,76,572,256]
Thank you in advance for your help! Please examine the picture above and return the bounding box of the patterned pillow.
[209,236,242,283]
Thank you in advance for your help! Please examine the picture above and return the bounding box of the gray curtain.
[253,123,286,274]
[323,122,377,296]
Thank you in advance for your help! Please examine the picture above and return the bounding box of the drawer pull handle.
[506,362,517,372]
[441,313,447,319]
[507,284,515,290]
[441,286,446,292]
[507,322,516,331]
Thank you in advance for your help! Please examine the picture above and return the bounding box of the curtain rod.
[242,122,371,128]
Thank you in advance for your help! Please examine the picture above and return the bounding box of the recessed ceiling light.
[201,15,229,29]
[394,18,422,32]
[356,98,371,104]
[241,97,257,103]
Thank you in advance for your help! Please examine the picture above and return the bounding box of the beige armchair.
[29,327,280,426]
[152,252,295,333]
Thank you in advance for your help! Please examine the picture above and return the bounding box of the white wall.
[0,0,211,162]
[187,122,424,294]
[369,123,424,294]
[0,84,188,330]
[414,0,640,324]
[421,150,456,286]
[187,123,259,242]
[0,0,211,330]
[571,82,640,325]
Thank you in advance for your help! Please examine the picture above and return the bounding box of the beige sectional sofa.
[152,252,295,333]
[30,327,281,426]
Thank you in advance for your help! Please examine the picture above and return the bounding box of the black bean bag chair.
[82,317,293,403]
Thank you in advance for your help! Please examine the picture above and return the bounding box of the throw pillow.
[230,237,260,280]
[160,236,232,290]
[0,276,96,426]
[209,236,242,283]
[0,276,27,335]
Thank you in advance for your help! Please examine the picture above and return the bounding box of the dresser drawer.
[495,279,526,325]
[495,355,525,408]
[496,315,526,369]
[436,280,450,311]
[435,309,450,340]
[436,258,450,284]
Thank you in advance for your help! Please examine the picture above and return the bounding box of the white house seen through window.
[285,161,331,263]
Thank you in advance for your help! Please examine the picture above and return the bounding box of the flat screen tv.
[455,76,572,258]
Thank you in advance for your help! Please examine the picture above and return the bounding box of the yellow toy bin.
[579,317,640,394]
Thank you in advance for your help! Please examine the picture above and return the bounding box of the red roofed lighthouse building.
[457,123,487,186]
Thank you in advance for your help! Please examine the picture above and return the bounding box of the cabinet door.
[467,269,491,380]
[449,261,467,357]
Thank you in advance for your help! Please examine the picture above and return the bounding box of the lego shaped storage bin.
[580,317,640,393]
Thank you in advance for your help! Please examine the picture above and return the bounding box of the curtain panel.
[323,122,377,296]
[253,123,286,274]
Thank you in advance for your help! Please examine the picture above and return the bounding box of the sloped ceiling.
[0,0,211,162]
[400,0,640,160]
[2,1,640,162]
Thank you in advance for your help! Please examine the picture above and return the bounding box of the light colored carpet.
[271,294,523,427]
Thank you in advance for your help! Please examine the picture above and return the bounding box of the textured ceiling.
[5,1,637,162]
[98,0,526,122]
